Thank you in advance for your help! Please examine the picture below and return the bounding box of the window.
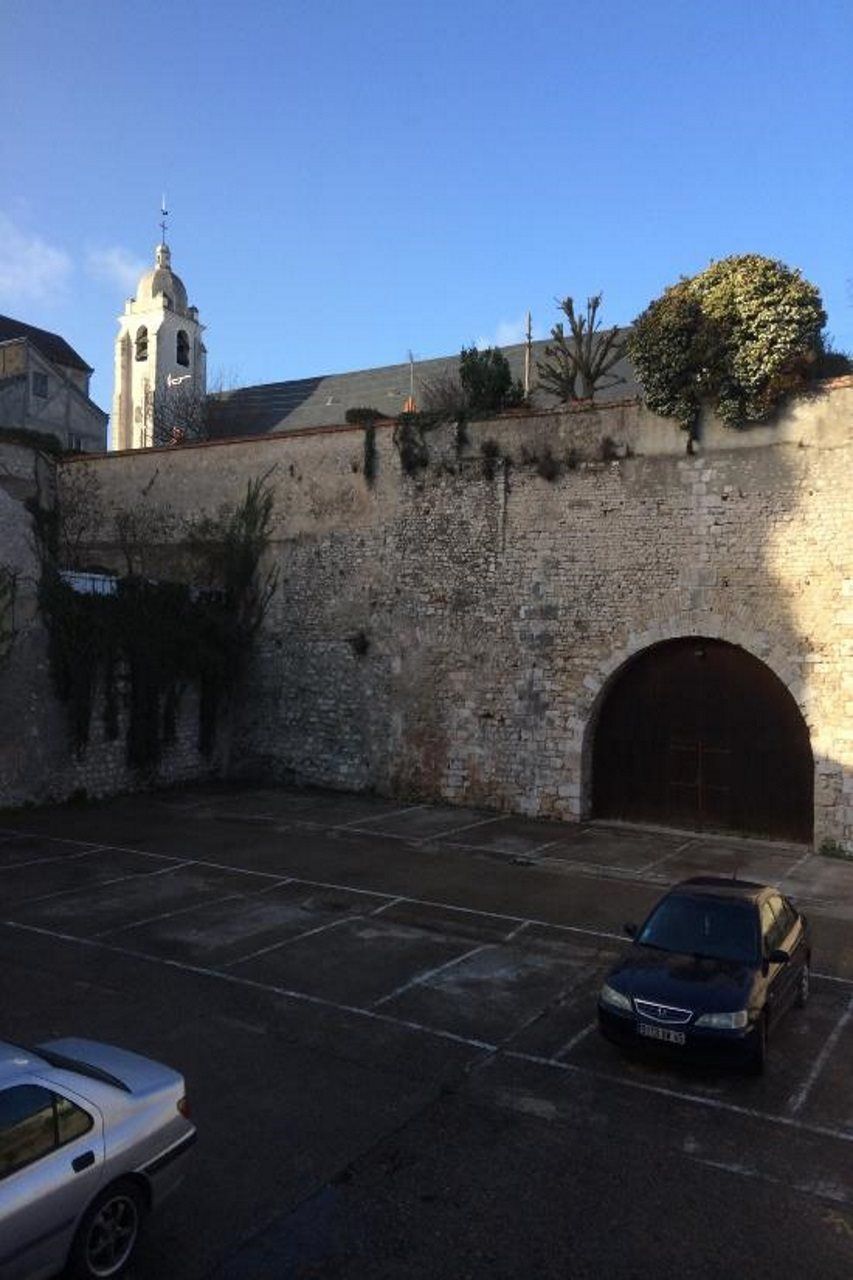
[760,899,784,952]
[135,327,148,362]
[67,432,83,452]
[767,894,797,946]
[0,1085,92,1180]
[32,371,48,398]
[56,1094,92,1144]
[638,895,760,964]
[0,1086,57,1178]
[176,330,190,367]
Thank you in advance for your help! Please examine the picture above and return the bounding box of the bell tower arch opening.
[590,637,813,843]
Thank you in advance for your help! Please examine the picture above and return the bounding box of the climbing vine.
[0,566,16,667]
[30,474,278,769]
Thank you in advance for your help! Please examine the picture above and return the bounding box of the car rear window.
[638,894,760,965]
[0,1085,93,1180]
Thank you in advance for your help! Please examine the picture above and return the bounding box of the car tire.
[795,958,810,1008]
[746,1015,767,1076]
[66,1178,146,1279]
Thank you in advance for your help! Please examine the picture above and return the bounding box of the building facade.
[0,316,107,451]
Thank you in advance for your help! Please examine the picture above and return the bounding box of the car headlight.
[694,1009,749,1029]
[599,982,632,1012]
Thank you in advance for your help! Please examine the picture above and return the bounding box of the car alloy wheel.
[71,1180,144,1279]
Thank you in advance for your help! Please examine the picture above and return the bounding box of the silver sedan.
[0,1037,196,1279]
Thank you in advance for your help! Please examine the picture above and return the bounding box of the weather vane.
[159,195,169,244]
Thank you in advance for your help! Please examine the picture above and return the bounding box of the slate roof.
[206,337,641,439]
[0,315,93,373]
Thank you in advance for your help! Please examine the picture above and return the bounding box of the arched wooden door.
[591,639,813,842]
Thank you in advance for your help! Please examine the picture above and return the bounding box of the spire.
[159,194,169,246]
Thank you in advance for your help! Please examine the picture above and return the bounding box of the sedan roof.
[0,1041,44,1081]
[671,876,769,903]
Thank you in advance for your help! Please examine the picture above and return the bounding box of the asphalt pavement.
[1,785,851,1278]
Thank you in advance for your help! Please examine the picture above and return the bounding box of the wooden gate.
[591,639,813,842]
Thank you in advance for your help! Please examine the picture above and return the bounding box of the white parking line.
[223,914,354,969]
[777,848,814,886]
[19,859,192,906]
[554,1021,597,1061]
[786,995,853,1116]
[0,845,106,871]
[504,1050,853,1145]
[333,804,426,830]
[372,943,493,1008]
[1,828,852,986]
[3,918,851,1147]
[421,813,509,839]
[96,892,249,939]
[638,838,697,874]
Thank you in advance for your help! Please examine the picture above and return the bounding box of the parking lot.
[1,785,852,1278]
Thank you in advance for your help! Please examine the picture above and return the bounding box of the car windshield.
[637,895,759,965]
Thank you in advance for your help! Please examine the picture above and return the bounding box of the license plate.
[638,1023,686,1046]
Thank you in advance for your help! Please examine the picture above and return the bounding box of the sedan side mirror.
[624,923,637,938]
[768,948,790,964]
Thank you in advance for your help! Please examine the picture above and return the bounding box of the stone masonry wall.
[0,441,217,807]
[2,381,852,849]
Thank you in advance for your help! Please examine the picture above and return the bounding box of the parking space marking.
[19,858,194,907]
[503,1050,853,1145]
[223,914,355,969]
[95,892,248,939]
[4,829,850,988]
[420,813,510,839]
[4,917,851,1149]
[787,994,853,1116]
[372,942,494,1009]
[0,844,106,870]
[638,838,697,874]
[332,804,426,830]
[554,1020,597,1061]
[367,896,405,918]
[1,828,851,985]
[95,875,294,940]
[778,848,815,885]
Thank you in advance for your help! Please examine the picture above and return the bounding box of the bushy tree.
[459,346,523,416]
[629,255,828,430]
[536,295,626,402]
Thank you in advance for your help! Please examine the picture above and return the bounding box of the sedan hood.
[609,947,755,1013]
[38,1037,183,1098]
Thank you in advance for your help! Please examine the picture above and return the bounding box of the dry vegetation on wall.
[28,466,277,771]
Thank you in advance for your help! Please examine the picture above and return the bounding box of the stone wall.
[3,381,852,849]
[0,440,216,807]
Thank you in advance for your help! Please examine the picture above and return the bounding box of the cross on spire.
[159,195,169,245]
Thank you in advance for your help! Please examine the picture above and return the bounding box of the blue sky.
[2,0,850,412]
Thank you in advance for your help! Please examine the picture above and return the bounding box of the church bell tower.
[111,208,206,450]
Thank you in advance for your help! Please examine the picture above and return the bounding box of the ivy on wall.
[29,474,278,770]
[0,566,16,667]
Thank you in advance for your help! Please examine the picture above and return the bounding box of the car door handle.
[72,1151,95,1173]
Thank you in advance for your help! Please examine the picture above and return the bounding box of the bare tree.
[152,387,209,447]
[56,465,104,568]
[420,368,468,418]
[537,295,626,402]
